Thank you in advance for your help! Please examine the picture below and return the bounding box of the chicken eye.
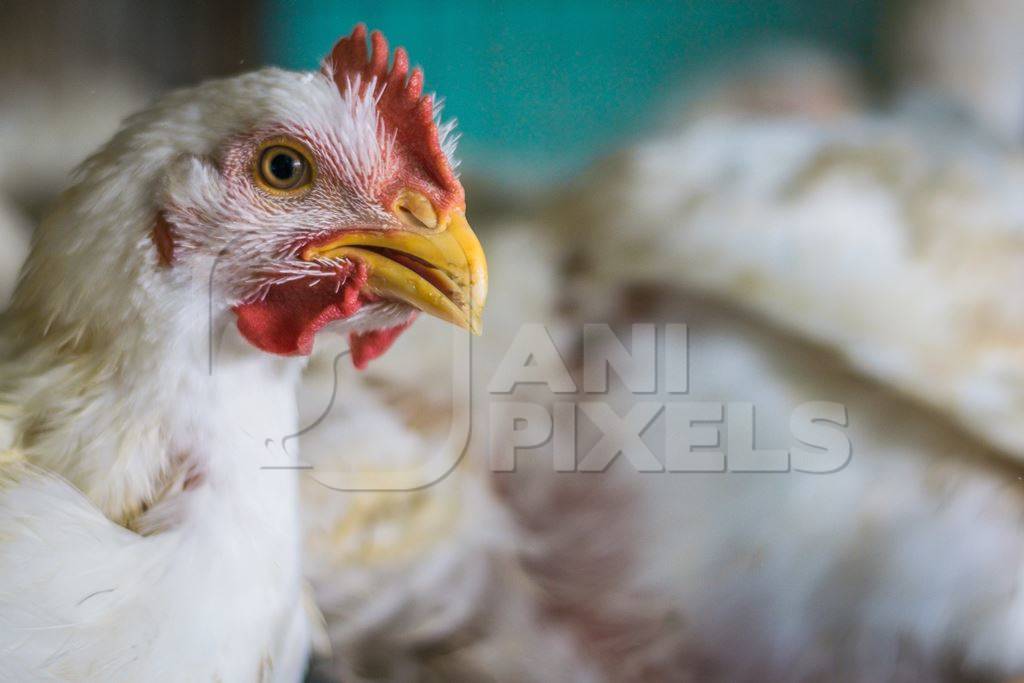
[256,142,314,193]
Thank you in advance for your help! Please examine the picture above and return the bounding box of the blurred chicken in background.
[5,2,1024,682]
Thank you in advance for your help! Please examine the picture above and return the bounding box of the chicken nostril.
[392,189,438,230]
[397,206,429,229]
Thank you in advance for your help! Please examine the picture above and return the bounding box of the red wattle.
[349,312,418,369]
[233,264,368,357]
[233,264,417,368]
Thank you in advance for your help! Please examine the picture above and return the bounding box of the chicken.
[0,25,486,682]
[294,71,1024,682]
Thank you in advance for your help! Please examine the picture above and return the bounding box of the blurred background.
[1,1,883,177]
[4,0,1022,209]
[5,0,1023,217]
[0,0,943,194]
[9,2,1024,681]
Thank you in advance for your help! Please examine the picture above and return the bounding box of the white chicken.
[0,25,486,682]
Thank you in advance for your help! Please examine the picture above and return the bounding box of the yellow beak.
[301,209,487,334]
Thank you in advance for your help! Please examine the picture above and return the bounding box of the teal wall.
[266,1,881,180]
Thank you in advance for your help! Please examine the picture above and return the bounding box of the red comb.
[324,25,463,210]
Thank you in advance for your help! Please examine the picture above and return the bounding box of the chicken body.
[0,332,310,682]
[0,26,482,682]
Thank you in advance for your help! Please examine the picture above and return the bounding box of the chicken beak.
[301,209,487,334]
